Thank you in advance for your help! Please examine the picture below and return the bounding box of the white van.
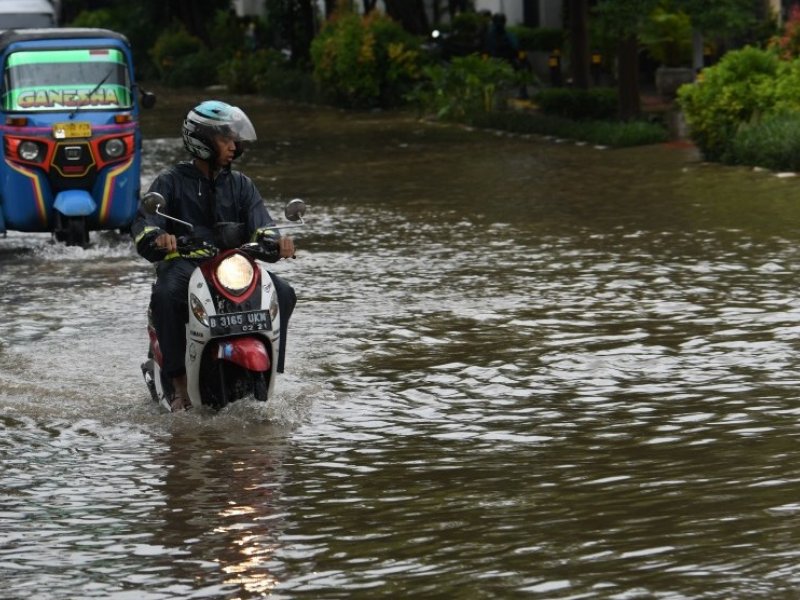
[0,0,57,29]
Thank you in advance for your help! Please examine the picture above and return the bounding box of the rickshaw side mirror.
[142,192,165,214]
[140,89,157,109]
[284,198,306,222]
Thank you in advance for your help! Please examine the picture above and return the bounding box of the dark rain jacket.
[131,161,279,263]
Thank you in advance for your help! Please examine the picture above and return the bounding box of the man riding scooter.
[131,100,296,411]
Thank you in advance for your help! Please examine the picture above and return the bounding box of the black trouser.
[151,258,296,378]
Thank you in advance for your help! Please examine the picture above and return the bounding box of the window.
[3,48,132,112]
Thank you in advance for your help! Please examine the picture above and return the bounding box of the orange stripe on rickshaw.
[99,157,133,224]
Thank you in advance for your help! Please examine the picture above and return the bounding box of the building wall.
[473,0,561,28]
[232,0,266,18]
[235,0,562,29]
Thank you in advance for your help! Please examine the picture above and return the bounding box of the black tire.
[253,372,269,402]
[66,217,89,248]
[55,215,89,247]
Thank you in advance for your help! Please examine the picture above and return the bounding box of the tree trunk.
[175,0,211,43]
[384,0,429,35]
[569,0,590,89]
[292,0,315,63]
[324,0,337,18]
[617,33,640,120]
[691,28,704,72]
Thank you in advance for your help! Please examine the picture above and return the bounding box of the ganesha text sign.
[15,87,123,110]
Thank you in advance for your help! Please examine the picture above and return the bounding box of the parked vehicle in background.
[0,28,155,246]
[0,0,58,29]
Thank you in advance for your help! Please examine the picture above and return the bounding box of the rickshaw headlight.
[18,141,40,161]
[103,138,125,159]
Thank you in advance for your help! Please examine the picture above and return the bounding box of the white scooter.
[139,192,305,412]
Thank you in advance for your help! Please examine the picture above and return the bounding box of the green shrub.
[470,111,669,147]
[163,49,219,88]
[677,46,786,160]
[407,54,522,122]
[69,8,117,29]
[639,6,692,67]
[208,9,249,57]
[444,11,491,56]
[310,11,422,108]
[219,50,270,94]
[510,26,564,53]
[218,49,317,101]
[533,87,619,120]
[256,63,317,102]
[725,112,800,171]
[68,7,159,79]
[150,26,219,87]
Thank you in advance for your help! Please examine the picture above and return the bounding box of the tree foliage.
[676,0,755,37]
[310,10,422,108]
[676,46,798,160]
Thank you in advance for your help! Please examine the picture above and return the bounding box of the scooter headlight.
[190,294,208,326]
[216,253,254,295]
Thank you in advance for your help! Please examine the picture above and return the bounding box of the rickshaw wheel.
[55,216,89,248]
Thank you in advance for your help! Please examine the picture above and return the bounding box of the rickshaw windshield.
[3,48,133,112]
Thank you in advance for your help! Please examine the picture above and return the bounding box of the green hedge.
[533,87,619,120]
[725,112,800,171]
[509,26,564,53]
[407,54,524,122]
[471,111,668,147]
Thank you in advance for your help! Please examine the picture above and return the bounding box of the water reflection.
[152,424,291,597]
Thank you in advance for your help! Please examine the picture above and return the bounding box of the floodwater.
[4,95,800,598]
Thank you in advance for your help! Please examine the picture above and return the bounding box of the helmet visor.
[192,105,257,143]
[222,106,257,142]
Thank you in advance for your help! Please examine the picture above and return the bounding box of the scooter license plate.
[209,310,270,336]
[53,121,91,139]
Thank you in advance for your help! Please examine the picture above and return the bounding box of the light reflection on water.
[3,99,800,597]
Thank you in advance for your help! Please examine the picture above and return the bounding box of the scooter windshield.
[3,48,133,112]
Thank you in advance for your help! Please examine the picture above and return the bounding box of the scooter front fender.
[54,189,96,217]
[216,337,270,372]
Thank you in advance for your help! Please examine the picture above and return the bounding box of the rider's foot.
[170,374,191,411]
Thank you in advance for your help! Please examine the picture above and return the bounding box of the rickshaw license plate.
[53,121,91,139]
[209,310,270,336]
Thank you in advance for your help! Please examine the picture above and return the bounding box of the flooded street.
[5,96,800,598]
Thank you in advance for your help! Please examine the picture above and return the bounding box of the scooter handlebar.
[171,238,280,263]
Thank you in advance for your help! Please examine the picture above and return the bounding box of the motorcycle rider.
[132,100,296,411]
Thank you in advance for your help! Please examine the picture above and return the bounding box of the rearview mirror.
[142,191,165,214]
[284,198,306,222]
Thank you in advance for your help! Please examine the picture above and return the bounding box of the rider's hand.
[278,236,295,259]
[154,232,177,253]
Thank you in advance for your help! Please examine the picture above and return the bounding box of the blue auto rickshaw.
[0,28,155,246]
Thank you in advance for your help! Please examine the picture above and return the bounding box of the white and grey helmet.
[182,100,257,162]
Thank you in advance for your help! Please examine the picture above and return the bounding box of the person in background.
[484,13,519,67]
